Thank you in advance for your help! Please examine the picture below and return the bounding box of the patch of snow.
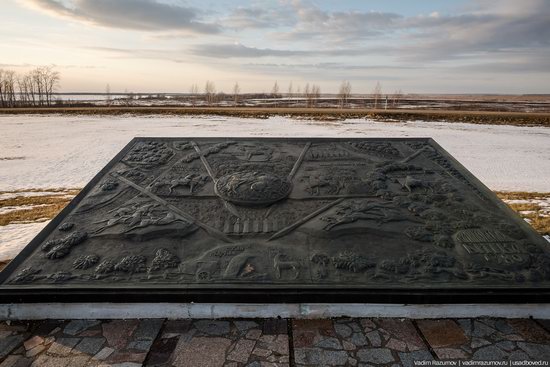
[0,221,50,261]
[0,114,549,192]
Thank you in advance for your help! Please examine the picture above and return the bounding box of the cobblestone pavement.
[1,318,549,366]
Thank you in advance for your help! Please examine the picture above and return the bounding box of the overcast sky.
[1,0,549,93]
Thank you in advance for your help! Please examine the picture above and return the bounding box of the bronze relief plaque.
[1,138,549,303]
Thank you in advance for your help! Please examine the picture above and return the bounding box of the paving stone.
[472,345,507,360]
[258,335,288,355]
[360,319,377,333]
[494,319,515,334]
[48,328,61,336]
[293,319,334,337]
[234,321,259,332]
[227,339,256,363]
[23,336,44,351]
[46,337,80,356]
[386,338,408,352]
[434,348,469,359]
[471,337,491,348]
[246,329,262,340]
[252,347,272,357]
[365,331,382,347]
[398,350,434,367]
[356,347,395,364]
[536,319,550,333]
[517,342,550,359]
[315,337,342,349]
[43,337,55,346]
[262,319,287,335]
[259,362,289,367]
[12,357,33,367]
[294,348,348,365]
[494,340,515,352]
[378,319,425,351]
[246,362,261,367]
[74,337,105,356]
[416,320,468,348]
[102,320,138,350]
[334,323,352,338]
[105,351,147,364]
[92,347,114,361]
[162,320,193,336]
[293,330,315,348]
[127,340,153,351]
[509,350,530,360]
[133,319,164,341]
[0,335,25,359]
[30,355,70,367]
[67,355,90,365]
[194,320,231,336]
[472,320,497,338]
[0,355,22,367]
[457,319,473,336]
[508,319,550,342]
[350,332,368,347]
[343,340,356,351]
[25,344,45,358]
[143,336,178,366]
[172,337,232,367]
[348,357,358,366]
[63,320,100,336]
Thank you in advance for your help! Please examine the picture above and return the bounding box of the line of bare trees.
[185,80,403,108]
[0,66,60,107]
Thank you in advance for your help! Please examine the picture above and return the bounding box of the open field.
[1,107,550,127]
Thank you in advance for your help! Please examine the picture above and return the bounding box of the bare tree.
[304,83,310,107]
[271,81,279,98]
[42,66,60,106]
[189,83,199,106]
[372,81,382,109]
[337,80,352,108]
[304,83,320,107]
[287,82,293,98]
[391,89,403,107]
[232,82,240,106]
[204,80,216,106]
[105,83,111,106]
[0,70,18,107]
[311,84,321,107]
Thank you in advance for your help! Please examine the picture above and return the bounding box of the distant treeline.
[0,66,60,107]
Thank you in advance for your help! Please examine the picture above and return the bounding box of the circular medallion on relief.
[215,171,292,206]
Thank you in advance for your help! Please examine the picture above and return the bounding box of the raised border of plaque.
[0,137,549,304]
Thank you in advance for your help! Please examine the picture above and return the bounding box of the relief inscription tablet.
[1,138,549,303]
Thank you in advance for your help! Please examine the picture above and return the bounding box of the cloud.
[20,0,220,33]
[273,0,401,42]
[190,43,391,58]
[224,6,296,29]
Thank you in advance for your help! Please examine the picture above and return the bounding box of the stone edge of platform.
[1,303,550,320]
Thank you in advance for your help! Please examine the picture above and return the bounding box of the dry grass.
[0,107,549,127]
[494,191,550,201]
[496,191,550,236]
[0,189,80,226]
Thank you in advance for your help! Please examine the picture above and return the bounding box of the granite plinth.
[0,138,548,303]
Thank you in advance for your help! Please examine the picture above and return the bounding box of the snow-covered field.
[1,114,549,261]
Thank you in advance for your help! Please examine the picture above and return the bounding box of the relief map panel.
[1,138,549,303]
